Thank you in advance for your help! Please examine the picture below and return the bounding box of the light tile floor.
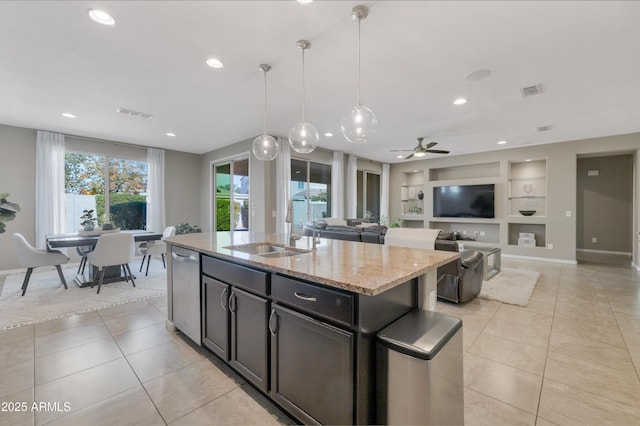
[1,253,640,425]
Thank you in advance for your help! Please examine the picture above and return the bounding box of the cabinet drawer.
[272,275,354,327]
[202,255,268,296]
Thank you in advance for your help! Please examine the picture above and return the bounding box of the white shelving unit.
[507,160,547,248]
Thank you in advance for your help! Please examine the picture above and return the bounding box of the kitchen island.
[165,231,458,425]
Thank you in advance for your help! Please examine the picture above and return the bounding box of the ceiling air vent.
[520,83,543,98]
[536,125,552,132]
[117,108,153,119]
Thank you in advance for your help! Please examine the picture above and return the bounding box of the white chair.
[139,226,176,276]
[87,233,135,294]
[12,233,69,296]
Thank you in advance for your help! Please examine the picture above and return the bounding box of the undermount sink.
[224,242,310,257]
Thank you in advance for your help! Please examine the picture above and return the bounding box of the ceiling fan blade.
[425,142,438,149]
[425,149,450,154]
[405,153,414,160]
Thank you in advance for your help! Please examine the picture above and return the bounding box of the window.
[213,158,250,231]
[357,170,380,221]
[64,152,148,232]
[290,159,331,231]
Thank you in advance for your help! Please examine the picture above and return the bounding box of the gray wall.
[165,149,201,229]
[0,124,201,271]
[0,124,37,271]
[577,154,633,253]
[390,132,640,263]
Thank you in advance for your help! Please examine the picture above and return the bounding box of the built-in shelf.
[400,174,424,217]
[429,162,500,181]
[508,160,547,217]
[507,223,546,247]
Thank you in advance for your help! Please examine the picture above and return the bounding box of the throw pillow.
[323,218,348,227]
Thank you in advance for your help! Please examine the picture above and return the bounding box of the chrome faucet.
[300,211,320,251]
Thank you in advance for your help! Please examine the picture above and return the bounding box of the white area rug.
[478,267,540,307]
[0,260,167,330]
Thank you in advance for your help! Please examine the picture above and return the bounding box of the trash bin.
[376,310,464,425]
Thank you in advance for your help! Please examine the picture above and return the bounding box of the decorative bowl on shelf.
[519,210,536,216]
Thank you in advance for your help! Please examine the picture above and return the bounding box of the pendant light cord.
[357,17,361,106]
[263,69,267,135]
[301,48,306,123]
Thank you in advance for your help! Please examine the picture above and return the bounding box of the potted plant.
[80,209,97,231]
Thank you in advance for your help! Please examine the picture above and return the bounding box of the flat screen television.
[433,184,495,218]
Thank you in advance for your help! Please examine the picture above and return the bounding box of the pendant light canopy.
[252,64,279,161]
[341,5,377,144]
[289,40,319,154]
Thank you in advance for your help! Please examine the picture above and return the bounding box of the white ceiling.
[1,1,639,163]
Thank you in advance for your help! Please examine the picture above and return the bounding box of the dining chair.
[12,233,69,296]
[87,233,135,294]
[139,226,176,276]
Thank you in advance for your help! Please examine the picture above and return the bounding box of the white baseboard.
[576,248,632,256]
[502,253,578,265]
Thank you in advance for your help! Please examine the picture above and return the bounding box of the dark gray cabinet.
[202,276,229,360]
[229,286,269,392]
[270,304,354,425]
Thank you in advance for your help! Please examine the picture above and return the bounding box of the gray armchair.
[435,234,484,303]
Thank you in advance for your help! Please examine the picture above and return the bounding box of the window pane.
[290,159,308,231]
[215,163,231,231]
[64,152,105,233]
[366,173,381,221]
[233,159,249,231]
[309,162,331,219]
[108,158,147,230]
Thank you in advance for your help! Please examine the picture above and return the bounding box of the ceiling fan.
[390,137,450,159]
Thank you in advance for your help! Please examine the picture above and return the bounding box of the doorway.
[576,153,633,263]
[213,158,250,232]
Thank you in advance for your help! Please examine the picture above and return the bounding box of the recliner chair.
[435,235,484,303]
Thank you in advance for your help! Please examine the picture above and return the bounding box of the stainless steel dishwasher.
[168,245,201,345]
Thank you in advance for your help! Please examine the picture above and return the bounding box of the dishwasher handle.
[171,251,199,264]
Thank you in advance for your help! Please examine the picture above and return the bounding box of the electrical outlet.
[462,230,467,236]
[480,231,486,236]
[592,237,598,243]
[548,243,553,250]
[565,210,572,217]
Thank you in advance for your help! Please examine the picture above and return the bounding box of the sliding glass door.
[290,159,331,232]
[213,158,249,232]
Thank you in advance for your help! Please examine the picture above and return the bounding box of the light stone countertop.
[166,232,459,296]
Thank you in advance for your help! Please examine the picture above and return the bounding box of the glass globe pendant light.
[341,5,377,144]
[252,64,279,161]
[289,40,319,154]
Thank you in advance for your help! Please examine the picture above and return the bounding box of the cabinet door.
[270,304,354,425]
[202,276,230,361]
[230,287,269,392]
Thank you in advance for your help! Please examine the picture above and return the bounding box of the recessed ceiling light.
[453,98,467,105]
[206,58,224,69]
[298,0,314,4]
[61,113,76,118]
[525,159,532,162]
[166,132,176,137]
[88,9,115,26]
[396,155,404,159]
[497,140,507,145]
[413,170,419,173]
[324,132,333,137]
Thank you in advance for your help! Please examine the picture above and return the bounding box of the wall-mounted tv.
[433,184,495,218]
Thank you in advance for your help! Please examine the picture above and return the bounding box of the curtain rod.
[63,132,157,150]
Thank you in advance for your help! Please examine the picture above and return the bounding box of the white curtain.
[275,137,291,234]
[380,163,390,225]
[146,148,166,232]
[346,155,358,218]
[35,131,65,249]
[331,152,345,218]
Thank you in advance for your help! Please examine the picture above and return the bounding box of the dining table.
[46,230,163,287]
